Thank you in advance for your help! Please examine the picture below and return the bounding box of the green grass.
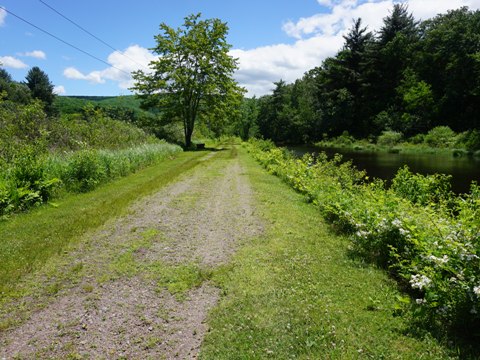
[200,146,454,359]
[0,150,208,298]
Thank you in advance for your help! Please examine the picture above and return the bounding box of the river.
[289,146,480,194]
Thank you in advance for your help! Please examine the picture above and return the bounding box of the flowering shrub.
[247,139,480,334]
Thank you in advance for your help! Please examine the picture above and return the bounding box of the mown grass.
[200,146,455,359]
[0,150,208,298]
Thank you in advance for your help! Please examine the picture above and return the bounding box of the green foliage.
[424,126,457,148]
[60,150,106,192]
[25,66,55,114]
[377,130,403,146]
[49,143,181,194]
[457,130,480,151]
[392,166,453,206]
[247,140,480,341]
[132,13,243,147]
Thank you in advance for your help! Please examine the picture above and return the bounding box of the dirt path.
[0,149,262,359]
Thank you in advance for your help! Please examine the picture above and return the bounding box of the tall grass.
[0,143,182,216]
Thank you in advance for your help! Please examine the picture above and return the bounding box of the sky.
[1,0,480,97]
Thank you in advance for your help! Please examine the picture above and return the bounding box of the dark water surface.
[289,146,480,194]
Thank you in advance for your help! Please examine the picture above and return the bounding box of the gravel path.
[0,149,262,359]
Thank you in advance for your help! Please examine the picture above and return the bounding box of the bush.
[392,166,453,207]
[377,131,403,147]
[424,126,456,148]
[408,133,425,144]
[61,150,106,192]
[463,129,480,151]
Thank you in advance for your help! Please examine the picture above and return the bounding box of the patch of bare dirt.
[0,149,262,359]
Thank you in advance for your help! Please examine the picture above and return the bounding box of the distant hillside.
[55,95,148,115]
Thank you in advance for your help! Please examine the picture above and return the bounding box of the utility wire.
[39,0,150,71]
[0,6,131,76]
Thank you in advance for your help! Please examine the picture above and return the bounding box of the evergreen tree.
[25,66,55,113]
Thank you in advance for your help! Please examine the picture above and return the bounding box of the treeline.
[234,6,480,148]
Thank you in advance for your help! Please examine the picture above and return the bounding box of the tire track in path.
[1,148,262,359]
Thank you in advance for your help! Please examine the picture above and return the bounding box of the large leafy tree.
[25,66,55,113]
[132,13,243,147]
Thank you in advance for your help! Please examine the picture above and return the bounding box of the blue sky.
[1,0,480,97]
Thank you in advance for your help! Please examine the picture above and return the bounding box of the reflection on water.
[289,146,480,194]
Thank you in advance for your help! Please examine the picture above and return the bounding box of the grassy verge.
[0,150,207,298]
[200,146,454,359]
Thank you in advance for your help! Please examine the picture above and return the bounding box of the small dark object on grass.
[197,143,205,150]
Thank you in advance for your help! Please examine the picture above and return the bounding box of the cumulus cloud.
[20,50,47,59]
[0,56,28,69]
[0,8,6,26]
[231,35,344,96]
[53,85,66,95]
[64,66,104,83]
[63,45,155,89]
[235,0,480,96]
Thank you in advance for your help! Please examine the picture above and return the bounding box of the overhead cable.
[1,6,131,76]
[39,0,150,71]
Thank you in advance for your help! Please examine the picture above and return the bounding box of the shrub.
[391,166,453,207]
[61,150,106,193]
[408,133,425,144]
[424,126,456,148]
[377,131,403,147]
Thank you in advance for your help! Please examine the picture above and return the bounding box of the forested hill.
[54,95,145,115]
[243,5,480,148]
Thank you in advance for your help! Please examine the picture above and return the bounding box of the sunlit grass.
[200,146,454,359]
[0,151,206,298]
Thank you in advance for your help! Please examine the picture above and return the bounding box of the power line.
[0,6,131,76]
[38,0,150,71]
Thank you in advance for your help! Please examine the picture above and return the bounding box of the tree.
[132,13,243,147]
[25,66,55,113]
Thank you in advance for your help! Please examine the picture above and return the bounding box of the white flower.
[427,255,449,265]
[392,218,402,227]
[410,274,432,290]
[416,298,426,305]
[473,286,480,297]
[355,230,370,238]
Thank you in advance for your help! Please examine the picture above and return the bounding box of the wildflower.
[416,298,426,305]
[474,286,480,297]
[392,218,402,227]
[428,255,449,265]
[355,230,370,238]
[410,274,432,290]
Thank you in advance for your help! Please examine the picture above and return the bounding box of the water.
[289,146,480,194]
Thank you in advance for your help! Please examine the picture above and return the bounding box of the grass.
[200,146,455,359]
[0,150,208,298]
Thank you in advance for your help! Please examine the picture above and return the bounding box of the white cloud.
[0,56,28,69]
[64,67,105,84]
[232,35,344,96]
[0,8,6,26]
[20,50,47,59]
[53,85,66,95]
[63,45,156,89]
[235,0,480,96]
